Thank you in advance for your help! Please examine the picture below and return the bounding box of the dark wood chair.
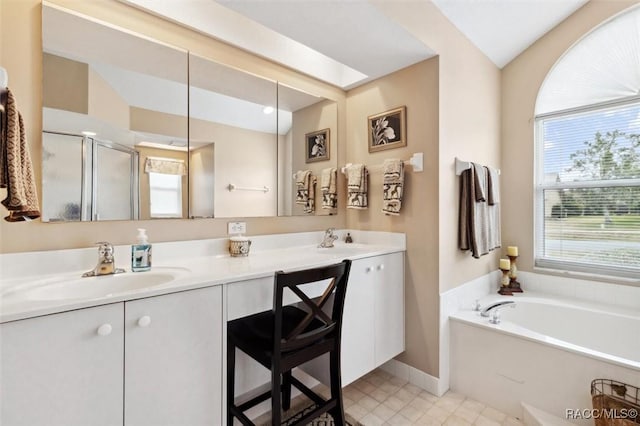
[227,259,352,425]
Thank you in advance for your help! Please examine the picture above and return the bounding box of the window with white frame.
[144,157,186,219]
[149,172,183,218]
[535,102,640,278]
[534,5,640,279]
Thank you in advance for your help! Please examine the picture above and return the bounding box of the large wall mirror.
[188,54,278,218]
[277,84,338,216]
[42,4,188,222]
[42,5,338,222]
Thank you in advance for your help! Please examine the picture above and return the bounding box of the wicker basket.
[591,379,640,426]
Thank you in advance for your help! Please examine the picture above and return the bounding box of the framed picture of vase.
[368,106,406,153]
[305,128,330,163]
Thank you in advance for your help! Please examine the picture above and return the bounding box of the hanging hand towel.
[486,166,501,250]
[0,88,40,221]
[382,159,404,216]
[346,164,368,209]
[458,162,499,258]
[321,167,337,210]
[295,170,316,214]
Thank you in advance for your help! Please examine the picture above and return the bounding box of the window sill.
[532,265,640,287]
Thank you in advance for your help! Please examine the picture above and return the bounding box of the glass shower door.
[93,141,139,221]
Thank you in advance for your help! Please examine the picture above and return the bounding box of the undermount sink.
[20,268,189,302]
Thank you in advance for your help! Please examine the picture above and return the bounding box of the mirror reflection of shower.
[42,132,139,222]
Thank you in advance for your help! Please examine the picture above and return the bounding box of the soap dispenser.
[131,228,152,272]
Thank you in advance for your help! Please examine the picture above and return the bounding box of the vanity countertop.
[0,230,405,323]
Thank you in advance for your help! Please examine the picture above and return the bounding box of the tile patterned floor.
[324,369,524,426]
[250,367,525,426]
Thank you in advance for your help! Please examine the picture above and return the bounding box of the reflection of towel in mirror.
[382,159,404,216]
[0,89,40,222]
[346,164,368,209]
[458,162,500,258]
[295,170,316,214]
[321,167,337,210]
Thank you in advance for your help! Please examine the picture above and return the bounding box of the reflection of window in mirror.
[149,173,183,218]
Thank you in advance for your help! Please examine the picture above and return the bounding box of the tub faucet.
[480,300,515,324]
[82,242,126,277]
[318,228,338,248]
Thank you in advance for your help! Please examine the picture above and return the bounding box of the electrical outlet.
[228,221,247,235]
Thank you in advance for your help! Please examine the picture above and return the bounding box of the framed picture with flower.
[305,128,330,163]
[368,106,406,152]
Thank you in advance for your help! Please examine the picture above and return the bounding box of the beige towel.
[382,159,404,216]
[321,167,337,210]
[295,170,316,214]
[346,164,368,209]
[0,89,40,222]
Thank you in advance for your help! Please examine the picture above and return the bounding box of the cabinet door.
[340,257,376,386]
[374,252,405,364]
[0,304,124,426]
[125,286,223,426]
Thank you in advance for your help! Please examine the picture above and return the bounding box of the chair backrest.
[272,259,351,354]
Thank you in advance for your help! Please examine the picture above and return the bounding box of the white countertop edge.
[1,234,405,323]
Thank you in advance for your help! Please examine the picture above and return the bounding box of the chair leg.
[227,340,236,426]
[271,367,282,425]
[282,370,292,411]
[328,349,345,426]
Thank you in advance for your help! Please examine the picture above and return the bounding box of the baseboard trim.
[379,359,448,397]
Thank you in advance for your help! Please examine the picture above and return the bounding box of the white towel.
[321,167,337,210]
[346,164,368,209]
[382,159,404,216]
[487,166,501,250]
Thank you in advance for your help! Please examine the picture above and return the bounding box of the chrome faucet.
[82,242,126,277]
[480,300,516,324]
[318,228,339,248]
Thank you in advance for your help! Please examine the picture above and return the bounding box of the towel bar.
[455,157,500,176]
[340,152,424,174]
[227,184,269,193]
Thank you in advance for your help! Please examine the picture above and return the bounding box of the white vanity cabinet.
[0,285,223,426]
[341,252,405,385]
[124,285,223,426]
[0,303,124,426]
[297,252,405,386]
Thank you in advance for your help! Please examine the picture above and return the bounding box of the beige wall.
[359,2,502,376]
[346,59,441,376]
[0,0,346,253]
[188,116,279,218]
[190,144,215,218]
[88,67,129,130]
[42,52,88,114]
[501,0,639,274]
[372,1,502,295]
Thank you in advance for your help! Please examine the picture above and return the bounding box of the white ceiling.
[120,0,589,89]
[432,0,589,68]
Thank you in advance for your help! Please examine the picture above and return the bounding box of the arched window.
[534,5,640,279]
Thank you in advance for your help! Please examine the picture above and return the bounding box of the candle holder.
[508,255,523,293]
[498,267,513,295]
